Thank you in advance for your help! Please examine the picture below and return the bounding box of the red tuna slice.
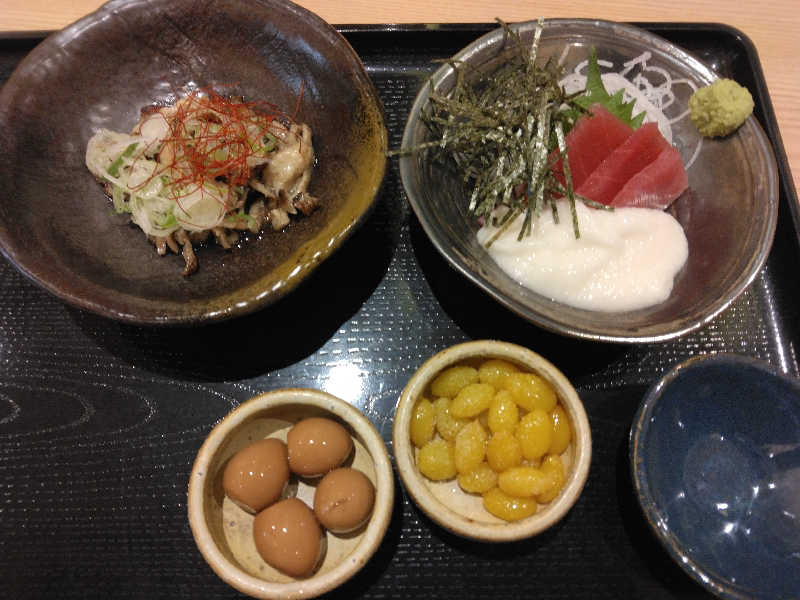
[610,145,688,209]
[575,122,670,205]
[552,104,633,190]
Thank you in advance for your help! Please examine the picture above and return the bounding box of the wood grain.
[1,0,798,195]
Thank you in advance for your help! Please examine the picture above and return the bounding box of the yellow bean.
[482,486,537,521]
[548,404,572,455]
[410,397,436,448]
[433,397,467,441]
[430,365,479,398]
[477,358,519,388]
[486,430,522,472]
[454,419,487,474]
[497,466,551,498]
[504,372,558,412]
[536,454,567,503]
[450,383,495,418]
[516,408,553,461]
[417,438,456,480]
[521,457,542,469]
[487,389,519,433]
[457,462,497,494]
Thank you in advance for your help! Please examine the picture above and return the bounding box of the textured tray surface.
[0,24,797,599]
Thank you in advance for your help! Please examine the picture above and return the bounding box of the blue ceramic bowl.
[630,353,800,599]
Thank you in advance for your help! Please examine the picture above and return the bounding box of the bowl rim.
[187,388,394,599]
[629,352,799,600]
[392,339,592,541]
[398,18,778,344]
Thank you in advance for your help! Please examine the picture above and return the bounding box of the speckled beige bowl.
[393,340,591,542]
[188,389,394,599]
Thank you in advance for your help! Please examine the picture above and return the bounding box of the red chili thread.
[126,85,304,228]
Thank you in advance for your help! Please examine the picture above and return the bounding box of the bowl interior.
[189,390,393,599]
[0,0,386,324]
[631,354,800,599]
[393,341,591,541]
[399,19,778,342]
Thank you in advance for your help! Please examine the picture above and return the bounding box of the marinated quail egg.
[252,497,325,578]
[287,417,353,477]
[222,438,290,513]
[313,467,375,533]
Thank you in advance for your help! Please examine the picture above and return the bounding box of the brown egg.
[222,438,290,513]
[313,467,376,533]
[252,498,325,578]
[287,417,354,477]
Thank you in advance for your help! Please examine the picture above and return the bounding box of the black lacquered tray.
[0,23,797,599]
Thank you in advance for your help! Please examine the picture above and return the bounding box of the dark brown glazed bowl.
[0,0,387,325]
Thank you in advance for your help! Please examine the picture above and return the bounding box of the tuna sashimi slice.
[552,104,634,190]
[575,122,670,206]
[610,145,688,209]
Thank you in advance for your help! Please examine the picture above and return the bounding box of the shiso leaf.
[572,47,645,129]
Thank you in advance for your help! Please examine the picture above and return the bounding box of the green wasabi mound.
[689,78,754,138]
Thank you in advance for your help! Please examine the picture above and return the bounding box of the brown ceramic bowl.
[393,340,591,542]
[188,389,394,599]
[0,0,386,325]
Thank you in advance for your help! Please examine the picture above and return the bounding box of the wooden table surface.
[2,0,798,195]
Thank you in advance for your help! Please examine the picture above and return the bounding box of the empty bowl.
[188,389,394,599]
[630,353,800,599]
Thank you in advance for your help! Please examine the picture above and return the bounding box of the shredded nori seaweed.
[392,18,626,243]
[408,19,585,241]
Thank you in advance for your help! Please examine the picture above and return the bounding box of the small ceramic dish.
[630,353,800,599]
[0,0,386,325]
[393,340,591,542]
[188,389,394,599]
[399,19,777,343]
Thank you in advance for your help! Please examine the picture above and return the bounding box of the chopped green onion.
[111,185,130,214]
[223,209,257,228]
[262,132,277,152]
[107,143,138,177]
[154,206,177,229]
